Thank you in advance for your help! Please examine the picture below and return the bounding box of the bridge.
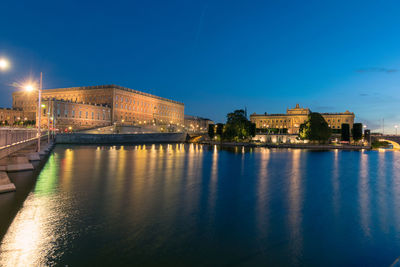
[0,128,55,194]
[374,135,400,149]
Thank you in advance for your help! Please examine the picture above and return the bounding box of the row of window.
[115,103,182,118]
[115,95,182,113]
[258,118,350,124]
[43,107,110,121]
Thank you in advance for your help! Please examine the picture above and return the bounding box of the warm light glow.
[0,58,9,70]
[24,84,35,92]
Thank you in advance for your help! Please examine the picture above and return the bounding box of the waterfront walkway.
[0,138,54,194]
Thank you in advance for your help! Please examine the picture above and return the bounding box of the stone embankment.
[56,132,187,144]
[200,141,370,150]
[0,139,55,194]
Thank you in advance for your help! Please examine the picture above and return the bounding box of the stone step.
[0,183,16,193]
[7,163,34,172]
[0,172,16,193]
[27,152,41,161]
[2,156,35,172]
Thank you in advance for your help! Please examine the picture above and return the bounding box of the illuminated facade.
[12,84,184,129]
[0,108,26,125]
[184,115,214,132]
[40,99,111,131]
[250,104,355,134]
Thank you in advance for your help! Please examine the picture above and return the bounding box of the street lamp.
[395,125,398,135]
[0,58,9,71]
[23,72,43,152]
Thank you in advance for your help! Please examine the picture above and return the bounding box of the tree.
[208,124,215,139]
[249,123,256,138]
[216,123,224,138]
[222,109,255,141]
[341,123,350,142]
[352,123,363,142]
[299,112,331,143]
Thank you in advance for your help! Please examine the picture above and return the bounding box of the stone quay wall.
[55,132,188,144]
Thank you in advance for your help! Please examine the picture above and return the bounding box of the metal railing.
[0,128,38,149]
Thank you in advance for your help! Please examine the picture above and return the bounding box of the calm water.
[1,144,400,266]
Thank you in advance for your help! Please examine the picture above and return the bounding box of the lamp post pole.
[47,98,51,143]
[37,72,42,152]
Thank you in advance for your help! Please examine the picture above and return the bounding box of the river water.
[0,144,400,266]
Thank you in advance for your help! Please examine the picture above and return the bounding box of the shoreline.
[199,141,371,150]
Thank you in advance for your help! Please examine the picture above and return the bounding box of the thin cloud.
[194,4,208,46]
[356,67,398,73]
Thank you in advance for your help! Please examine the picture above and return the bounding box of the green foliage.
[299,112,331,143]
[352,123,363,141]
[216,123,224,137]
[208,124,215,139]
[249,123,256,137]
[222,109,255,141]
[341,123,350,142]
[268,128,279,134]
[371,140,390,149]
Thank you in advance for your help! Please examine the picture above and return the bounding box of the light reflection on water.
[1,145,400,266]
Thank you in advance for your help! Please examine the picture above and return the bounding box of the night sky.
[1,0,400,132]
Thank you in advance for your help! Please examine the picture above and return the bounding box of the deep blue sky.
[1,0,400,132]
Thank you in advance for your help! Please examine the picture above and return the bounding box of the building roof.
[14,84,184,106]
[44,98,111,108]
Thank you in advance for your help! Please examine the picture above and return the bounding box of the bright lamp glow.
[0,58,9,70]
[24,84,35,92]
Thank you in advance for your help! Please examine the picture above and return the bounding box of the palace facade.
[184,115,214,132]
[12,84,184,130]
[39,99,111,131]
[0,108,25,125]
[250,104,355,134]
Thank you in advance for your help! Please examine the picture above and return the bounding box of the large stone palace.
[250,104,355,134]
[9,84,184,131]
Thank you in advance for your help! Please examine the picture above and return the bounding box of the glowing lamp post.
[24,72,43,152]
[0,58,9,71]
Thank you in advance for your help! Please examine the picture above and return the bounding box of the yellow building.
[250,104,355,134]
[39,99,111,132]
[12,84,184,129]
[0,108,26,125]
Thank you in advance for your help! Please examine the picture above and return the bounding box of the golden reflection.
[131,143,150,208]
[359,151,370,237]
[332,149,340,215]
[0,195,47,266]
[256,148,270,236]
[393,152,400,232]
[377,150,388,232]
[112,145,126,207]
[208,145,219,215]
[288,149,303,259]
[0,158,64,266]
[60,148,74,190]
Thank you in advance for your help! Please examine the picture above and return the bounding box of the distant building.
[40,99,111,132]
[184,115,214,132]
[12,84,184,130]
[250,104,355,134]
[0,108,26,125]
